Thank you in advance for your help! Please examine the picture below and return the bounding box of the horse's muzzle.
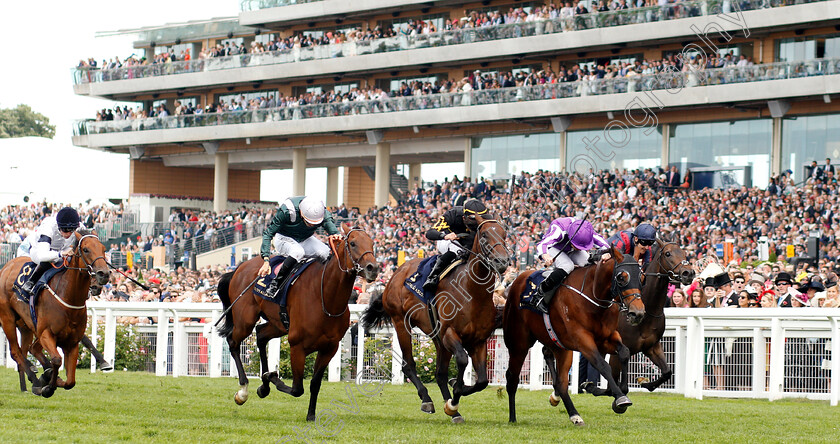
[362,263,379,283]
[95,269,110,286]
[680,269,695,286]
[626,309,645,326]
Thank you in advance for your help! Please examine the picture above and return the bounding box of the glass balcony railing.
[73,58,840,137]
[240,0,325,11]
[72,0,828,85]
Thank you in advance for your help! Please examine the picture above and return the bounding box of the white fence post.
[752,327,766,396]
[684,315,703,400]
[570,351,580,395]
[103,308,117,370]
[209,309,222,378]
[172,312,187,377]
[156,309,169,376]
[674,325,686,394]
[529,341,543,390]
[768,317,784,401]
[830,317,839,407]
[390,330,404,385]
[268,336,281,374]
[356,330,366,381]
[328,335,343,383]
[89,308,98,373]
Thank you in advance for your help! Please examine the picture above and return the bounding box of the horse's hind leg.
[640,342,672,392]
[255,322,281,398]
[392,318,435,413]
[33,331,62,398]
[306,344,339,422]
[504,344,529,423]
[0,316,36,393]
[226,334,251,405]
[583,354,621,397]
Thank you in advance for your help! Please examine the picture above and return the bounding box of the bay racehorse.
[361,216,509,423]
[216,223,378,421]
[503,247,644,426]
[0,231,109,397]
[582,235,694,396]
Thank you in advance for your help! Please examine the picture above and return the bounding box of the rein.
[643,241,688,284]
[562,258,642,313]
[320,229,375,318]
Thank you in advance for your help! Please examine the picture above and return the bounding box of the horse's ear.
[340,223,350,235]
[610,245,623,262]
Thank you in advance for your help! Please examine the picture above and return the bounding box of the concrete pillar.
[661,123,671,169]
[326,166,340,207]
[558,131,567,172]
[771,117,783,176]
[293,148,306,196]
[408,163,422,190]
[374,143,391,208]
[463,138,472,179]
[213,153,229,214]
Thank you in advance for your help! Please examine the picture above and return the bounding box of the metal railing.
[3,304,837,406]
[74,57,840,136]
[240,0,324,10]
[71,0,828,85]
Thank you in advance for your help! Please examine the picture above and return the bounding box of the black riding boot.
[423,251,457,292]
[20,262,51,296]
[267,256,297,329]
[532,269,569,314]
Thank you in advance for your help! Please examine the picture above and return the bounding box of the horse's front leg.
[439,330,468,423]
[641,341,672,392]
[306,343,339,422]
[33,330,62,398]
[56,344,80,390]
[579,333,631,415]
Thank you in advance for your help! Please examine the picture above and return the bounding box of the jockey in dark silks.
[20,207,80,297]
[607,222,657,267]
[422,199,488,291]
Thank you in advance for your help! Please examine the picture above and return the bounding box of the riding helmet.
[56,207,81,230]
[635,223,657,242]
[299,196,326,225]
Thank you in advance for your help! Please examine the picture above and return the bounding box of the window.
[776,33,840,62]
[472,133,561,178]
[377,74,446,93]
[254,33,277,45]
[379,14,448,33]
[464,64,542,81]
[567,126,662,174]
[215,89,280,108]
[300,24,364,39]
[291,82,360,97]
[782,114,840,181]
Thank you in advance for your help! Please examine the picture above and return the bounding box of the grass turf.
[0,368,836,443]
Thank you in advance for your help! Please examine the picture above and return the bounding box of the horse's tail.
[361,291,391,331]
[216,270,235,339]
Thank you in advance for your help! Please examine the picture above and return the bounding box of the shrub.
[78,324,152,372]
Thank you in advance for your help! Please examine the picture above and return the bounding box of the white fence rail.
[1,303,838,405]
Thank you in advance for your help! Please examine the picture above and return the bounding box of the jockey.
[258,196,341,325]
[19,207,81,297]
[422,199,488,291]
[607,222,656,266]
[526,217,609,314]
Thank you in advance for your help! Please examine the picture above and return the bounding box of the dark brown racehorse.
[503,247,644,426]
[361,217,509,423]
[216,224,378,421]
[0,231,109,397]
[582,236,694,396]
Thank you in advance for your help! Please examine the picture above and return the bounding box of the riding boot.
[21,262,51,296]
[268,257,298,330]
[532,269,569,314]
[423,251,457,292]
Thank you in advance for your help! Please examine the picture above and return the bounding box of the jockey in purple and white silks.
[526,217,609,314]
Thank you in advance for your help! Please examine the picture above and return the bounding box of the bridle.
[611,258,643,315]
[63,234,107,279]
[321,228,376,318]
[644,241,690,285]
[468,219,511,276]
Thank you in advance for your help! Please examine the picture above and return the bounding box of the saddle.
[13,262,66,329]
[252,256,315,306]
[518,269,551,313]
[404,256,464,305]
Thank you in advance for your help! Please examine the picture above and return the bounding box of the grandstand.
[69,0,840,219]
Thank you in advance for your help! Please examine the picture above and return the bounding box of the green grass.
[0,368,836,443]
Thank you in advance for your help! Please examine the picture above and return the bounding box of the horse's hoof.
[549,392,561,407]
[99,362,114,372]
[451,416,465,424]
[579,381,594,393]
[234,385,249,405]
[40,385,56,399]
[31,386,42,396]
[306,415,316,422]
[420,401,435,414]
[443,399,459,416]
[257,384,270,399]
[612,396,632,414]
[570,414,585,427]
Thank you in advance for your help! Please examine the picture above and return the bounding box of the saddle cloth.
[519,269,551,313]
[13,262,66,328]
[404,256,464,305]
[252,256,315,305]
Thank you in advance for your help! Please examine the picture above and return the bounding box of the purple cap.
[569,220,595,250]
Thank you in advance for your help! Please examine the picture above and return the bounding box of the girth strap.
[543,313,566,350]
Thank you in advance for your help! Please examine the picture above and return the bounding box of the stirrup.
[21,281,34,294]
[422,275,439,291]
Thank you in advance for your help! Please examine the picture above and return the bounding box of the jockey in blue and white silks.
[19,207,81,296]
[525,217,609,314]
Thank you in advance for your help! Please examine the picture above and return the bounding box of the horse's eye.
[617,271,629,285]
[350,241,356,248]
[83,248,90,254]
[665,252,671,257]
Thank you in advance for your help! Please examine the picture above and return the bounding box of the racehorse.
[581,235,695,396]
[361,216,509,423]
[216,223,379,421]
[0,231,109,397]
[503,247,644,426]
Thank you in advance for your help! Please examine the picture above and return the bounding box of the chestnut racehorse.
[361,217,509,423]
[582,236,695,396]
[503,247,645,426]
[216,223,378,421]
[0,231,110,397]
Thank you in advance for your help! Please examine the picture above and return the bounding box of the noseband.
[330,228,376,275]
[644,241,690,285]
